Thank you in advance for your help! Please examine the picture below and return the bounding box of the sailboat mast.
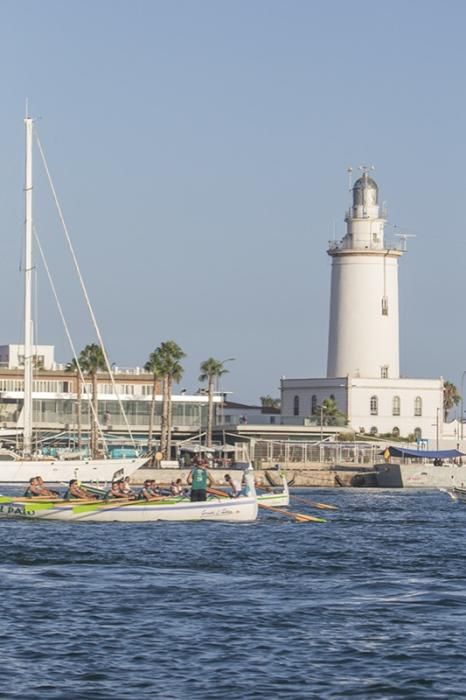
[23,116,34,456]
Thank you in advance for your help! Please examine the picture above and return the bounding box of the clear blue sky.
[0,0,465,402]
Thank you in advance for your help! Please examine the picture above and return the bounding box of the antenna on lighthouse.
[347,166,353,191]
[394,231,416,252]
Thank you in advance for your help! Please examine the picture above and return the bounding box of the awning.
[388,446,465,459]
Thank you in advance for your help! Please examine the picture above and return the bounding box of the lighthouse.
[326,169,404,379]
[280,167,444,443]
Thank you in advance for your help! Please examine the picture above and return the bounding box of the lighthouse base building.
[281,170,447,445]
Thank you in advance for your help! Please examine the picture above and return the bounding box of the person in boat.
[32,476,60,497]
[170,478,186,496]
[64,479,97,500]
[121,476,136,498]
[23,477,40,497]
[139,479,161,501]
[224,473,240,498]
[187,458,213,502]
[107,479,132,499]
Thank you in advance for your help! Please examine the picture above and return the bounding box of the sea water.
[0,488,465,699]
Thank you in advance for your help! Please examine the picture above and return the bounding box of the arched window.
[370,395,378,416]
[392,426,400,438]
[414,427,422,440]
[330,394,335,401]
[311,394,317,415]
[414,396,422,417]
[293,395,300,416]
[370,426,378,436]
[392,396,401,416]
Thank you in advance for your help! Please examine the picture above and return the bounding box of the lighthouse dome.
[353,173,378,207]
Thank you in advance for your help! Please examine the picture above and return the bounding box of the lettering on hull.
[0,504,35,517]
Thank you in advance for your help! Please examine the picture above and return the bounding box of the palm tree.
[444,380,460,421]
[65,357,83,450]
[79,343,106,458]
[144,349,164,452]
[260,395,281,410]
[199,358,229,447]
[157,341,186,458]
[313,397,345,426]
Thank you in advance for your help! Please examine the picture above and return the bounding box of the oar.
[290,494,338,511]
[207,487,325,523]
[438,487,457,501]
[258,503,326,523]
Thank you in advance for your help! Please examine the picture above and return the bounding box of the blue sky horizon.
[1,1,466,406]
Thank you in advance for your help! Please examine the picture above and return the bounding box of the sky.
[0,0,466,403]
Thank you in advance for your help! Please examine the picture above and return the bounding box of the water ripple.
[0,488,465,697]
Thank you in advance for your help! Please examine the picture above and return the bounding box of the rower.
[24,477,40,497]
[108,479,128,499]
[34,476,60,497]
[170,478,185,496]
[64,479,96,500]
[121,476,136,498]
[140,479,160,501]
[224,473,240,498]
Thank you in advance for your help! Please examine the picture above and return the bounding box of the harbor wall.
[130,464,366,487]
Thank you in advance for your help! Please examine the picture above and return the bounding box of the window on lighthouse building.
[370,396,378,415]
[414,396,422,417]
[392,396,401,416]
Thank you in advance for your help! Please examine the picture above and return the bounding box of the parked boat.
[2,116,148,483]
[451,485,466,502]
[374,446,466,488]
[0,448,145,484]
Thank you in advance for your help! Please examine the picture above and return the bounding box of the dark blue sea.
[0,487,465,699]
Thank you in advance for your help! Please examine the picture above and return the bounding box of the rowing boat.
[257,471,289,507]
[0,470,258,523]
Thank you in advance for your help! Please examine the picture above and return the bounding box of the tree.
[65,357,83,450]
[260,395,281,410]
[156,341,186,458]
[444,380,460,421]
[144,349,164,452]
[79,344,106,458]
[313,397,346,426]
[199,358,229,447]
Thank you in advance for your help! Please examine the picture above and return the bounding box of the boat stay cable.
[34,126,137,452]
[33,226,108,453]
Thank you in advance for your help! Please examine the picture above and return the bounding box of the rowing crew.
[23,475,188,501]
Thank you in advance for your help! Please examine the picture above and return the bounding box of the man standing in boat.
[187,458,213,502]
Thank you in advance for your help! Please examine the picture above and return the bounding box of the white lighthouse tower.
[326,168,404,379]
[281,166,445,442]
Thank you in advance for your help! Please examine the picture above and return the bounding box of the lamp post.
[320,405,324,441]
[461,371,466,442]
[218,358,235,427]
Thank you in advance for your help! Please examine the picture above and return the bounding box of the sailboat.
[0,116,148,483]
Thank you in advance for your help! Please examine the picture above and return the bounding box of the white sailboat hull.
[0,494,258,522]
[0,457,148,483]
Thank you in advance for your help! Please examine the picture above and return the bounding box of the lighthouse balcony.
[328,238,405,254]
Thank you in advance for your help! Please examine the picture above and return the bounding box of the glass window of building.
[370,396,378,415]
[414,396,422,417]
[392,396,400,416]
[293,395,299,416]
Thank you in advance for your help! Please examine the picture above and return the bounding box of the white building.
[281,169,445,444]
[0,344,56,371]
